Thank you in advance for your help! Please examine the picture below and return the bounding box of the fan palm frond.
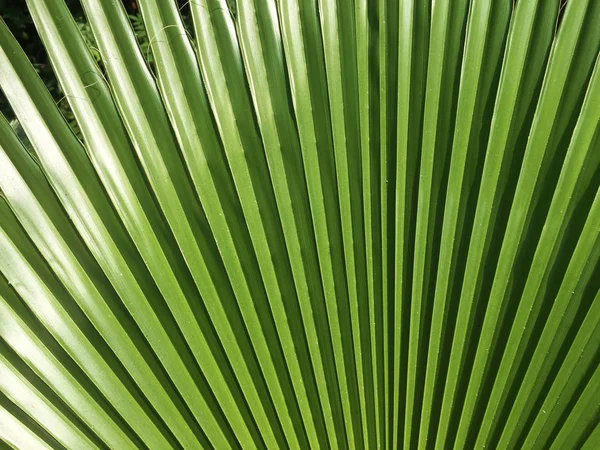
[0,0,598,448]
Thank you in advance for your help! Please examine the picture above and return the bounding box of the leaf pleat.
[0,0,598,448]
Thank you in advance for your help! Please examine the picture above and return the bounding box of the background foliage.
[0,0,189,139]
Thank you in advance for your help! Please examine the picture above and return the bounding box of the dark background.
[0,0,190,127]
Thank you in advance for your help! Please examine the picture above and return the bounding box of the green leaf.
[0,0,598,448]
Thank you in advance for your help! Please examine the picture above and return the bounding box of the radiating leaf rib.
[405,0,449,439]
[191,1,330,447]
[0,403,52,450]
[73,0,282,446]
[0,352,96,450]
[378,0,399,447]
[474,53,600,450]
[0,273,136,450]
[0,24,235,448]
[521,288,600,449]
[418,0,504,446]
[503,2,559,156]
[137,0,323,446]
[582,417,600,450]
[0,213,166,449]
[355,0,380,446]
[391,1,413,446]
[393,0,429,447]
[549,363,600,450]
[539,2,600,163]
[236,0,343,446]
[454,1,591,445]
[276,0,354,446]
[408,0,471,445]
[318,0,369,445]
[24,1,252,441]
[498,185,600,449]
[0,117,210,448]
[433,0,555,446]
[0,0,598,447]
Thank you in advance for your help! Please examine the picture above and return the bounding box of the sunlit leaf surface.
[0,0,598,448]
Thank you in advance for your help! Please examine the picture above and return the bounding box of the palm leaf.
[0,0,598,448]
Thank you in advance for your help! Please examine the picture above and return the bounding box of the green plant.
[0,2,182,140]
[0,0,598,449]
